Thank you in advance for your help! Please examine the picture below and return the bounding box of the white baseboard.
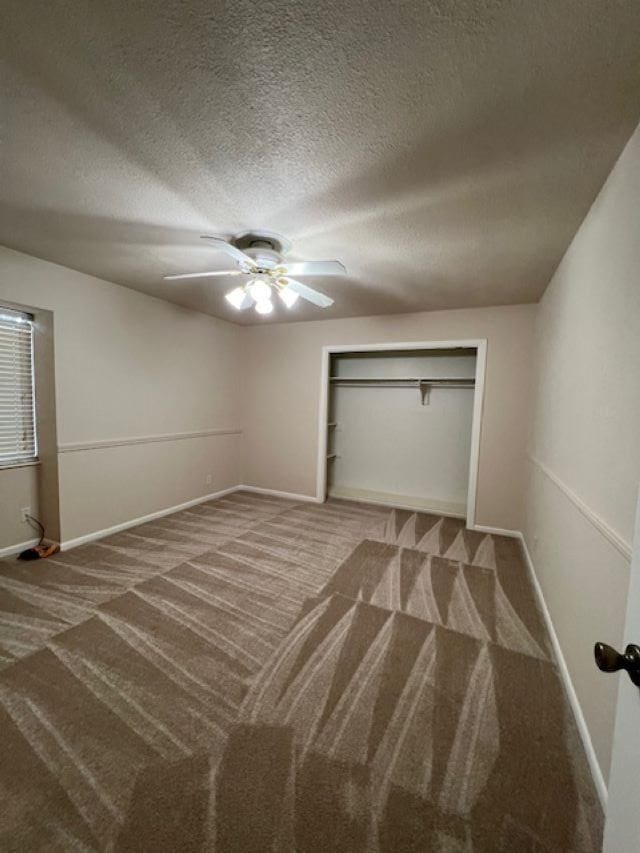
[517,532,608,807]
[328,487,466,519]
[472,523,521,537]
[60,484,320,551]
[60,486,240,551]
[0,537,41,559]
[238,484,321,503]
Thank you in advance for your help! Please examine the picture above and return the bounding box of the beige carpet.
[0,492,603,851]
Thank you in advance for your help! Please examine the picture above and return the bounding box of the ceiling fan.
[164,231,346,315]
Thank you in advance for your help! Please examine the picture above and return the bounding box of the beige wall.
[1,249,535,547]
[242,304,537,530]
[524,122,640,784]
[0,247,243,544]
[0,466,39,551]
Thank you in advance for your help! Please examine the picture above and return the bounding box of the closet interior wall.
[327,349,477,516]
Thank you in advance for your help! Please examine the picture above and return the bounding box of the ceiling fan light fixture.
[247,278,272,303]
[225,286,249,310]
[278,286,299,308]
[168,233,344,313]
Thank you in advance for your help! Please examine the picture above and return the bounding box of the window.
[0,307,37,468]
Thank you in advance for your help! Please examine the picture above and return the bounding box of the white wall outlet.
[205,474,213,486]
[20,507,31,523]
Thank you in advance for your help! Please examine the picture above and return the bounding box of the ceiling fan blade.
[163,269,243,281]
[200,236,256,268]
[282,260,346,277]
[284,277,334,308]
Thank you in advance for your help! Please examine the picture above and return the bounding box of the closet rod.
[329,377,475,405]
[329,378,475,387]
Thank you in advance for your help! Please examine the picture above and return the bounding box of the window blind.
[0,308,37,467]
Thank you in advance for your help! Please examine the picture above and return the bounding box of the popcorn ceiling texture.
[1,0,640,324]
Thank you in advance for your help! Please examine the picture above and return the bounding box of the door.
[602,487,640,852]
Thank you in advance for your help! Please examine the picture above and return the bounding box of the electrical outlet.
[205,474,213,486]
[21,507,31,523]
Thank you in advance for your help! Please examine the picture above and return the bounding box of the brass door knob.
[594,642,640,687]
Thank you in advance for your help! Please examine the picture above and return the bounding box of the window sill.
[0,459,41,471]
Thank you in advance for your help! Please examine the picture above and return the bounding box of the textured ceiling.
[1,1,640,324]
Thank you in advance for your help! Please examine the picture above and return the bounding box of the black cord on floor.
[25,514,45,547]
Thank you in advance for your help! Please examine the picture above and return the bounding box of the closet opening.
[317,340,486,527]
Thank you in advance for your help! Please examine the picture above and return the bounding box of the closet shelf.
[329,376,475,406]
[329,377,475,384]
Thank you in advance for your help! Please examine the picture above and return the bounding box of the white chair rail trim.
[58,427,242,454]
[528,454,631,561]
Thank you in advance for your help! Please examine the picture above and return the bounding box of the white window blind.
[0,308,37,467]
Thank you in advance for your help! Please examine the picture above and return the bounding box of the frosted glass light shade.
[247,279,272,302]
[255,299,273,315]
[278,286,299,308]
[225,286,249,309]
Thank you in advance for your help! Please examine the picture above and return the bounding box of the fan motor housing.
[233,230,291,257]
[244,248,282,270]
